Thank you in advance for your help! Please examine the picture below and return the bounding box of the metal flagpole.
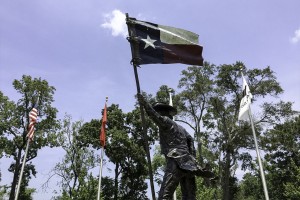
[132,64,157,200]
[97,97,108,200]
[126,13,156,200]
[168,88,177,200]
[97,147,105,200]
[14,139,30,200]
[248,106,269,200]
[15,93,40,200]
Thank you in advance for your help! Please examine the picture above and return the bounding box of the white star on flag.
[141,35,156,49]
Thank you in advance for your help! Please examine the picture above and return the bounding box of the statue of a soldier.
[138,94,216,200]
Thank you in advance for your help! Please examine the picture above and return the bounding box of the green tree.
[149,62,295,199]
[106,104,150,200]
[0,75,59,200]
[203,62,295,200]
[263,115,300,200]
[45,115,99,199]
[176,63,216,166]
[235,172,264,200]
[77,104,151,199]
[151,146,165,185]
[284,160,300,199]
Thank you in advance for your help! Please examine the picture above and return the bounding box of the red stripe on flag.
[163,43,203,65]
[27,107,38,140]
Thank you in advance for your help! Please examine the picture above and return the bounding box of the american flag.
[27,105,38,140]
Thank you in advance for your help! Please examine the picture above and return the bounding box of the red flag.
[100,102,107,147]
[27,105,38,140]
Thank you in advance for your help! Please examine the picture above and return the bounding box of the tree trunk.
[197,140,203,166]
[9,147,22,200]
[114,162,119,200]
[222,149,231,200]
[144,143,156,200]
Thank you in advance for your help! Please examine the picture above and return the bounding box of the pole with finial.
[97,97,108,200]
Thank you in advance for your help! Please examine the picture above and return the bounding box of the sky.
[1,0,300,199]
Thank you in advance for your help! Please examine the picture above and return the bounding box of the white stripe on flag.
[27,107,38,140]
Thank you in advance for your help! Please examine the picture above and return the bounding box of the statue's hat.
[152,102,177,116]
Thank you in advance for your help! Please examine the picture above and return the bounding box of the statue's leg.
[158,159,182,200]
[180,175,196,200]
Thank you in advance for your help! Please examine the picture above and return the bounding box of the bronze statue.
[138,94,216,200]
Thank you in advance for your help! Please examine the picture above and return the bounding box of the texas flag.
[126,16,204,66]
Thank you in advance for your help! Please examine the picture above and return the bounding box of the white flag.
[168,89,173,106]
[238,75,253,121]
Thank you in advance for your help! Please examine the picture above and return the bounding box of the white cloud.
[290,28,300,44]
[101,9,127,38]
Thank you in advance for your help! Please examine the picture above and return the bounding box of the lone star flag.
[126,16,204,66]
[27,104,38,140]
[100,102,107,147]
[238,75,253,121]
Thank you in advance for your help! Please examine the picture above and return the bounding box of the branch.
[188,98,198,125]
[8,127,18,138]
[41,173,57,191]
[174,119,195,132]
[26,152,37,163]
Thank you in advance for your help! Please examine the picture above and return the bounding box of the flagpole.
[15,93,40,200]
[97,97,108,200]
[168,88,177,200]
[97,147,105,200]
[248,106,269,200]
[126,13,156,200]
[14,139,30,200]
[239,68,269,200]
[133,64,157,200]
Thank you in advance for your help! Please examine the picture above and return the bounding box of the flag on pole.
[238,74,253,121]
[126,16,204,66]
[100,101,107,147]
[27,104,38,140]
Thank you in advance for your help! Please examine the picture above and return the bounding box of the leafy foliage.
[0,75,59,200]
[263,116,300,200]
[1,63,298,200]
[46,115,99,199]
[236,172,264,200]
[105,104,149,199]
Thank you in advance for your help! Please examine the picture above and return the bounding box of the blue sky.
[1,0,300,199]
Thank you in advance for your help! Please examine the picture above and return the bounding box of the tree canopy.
[0,75,59,200]
[0,63,299,200]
